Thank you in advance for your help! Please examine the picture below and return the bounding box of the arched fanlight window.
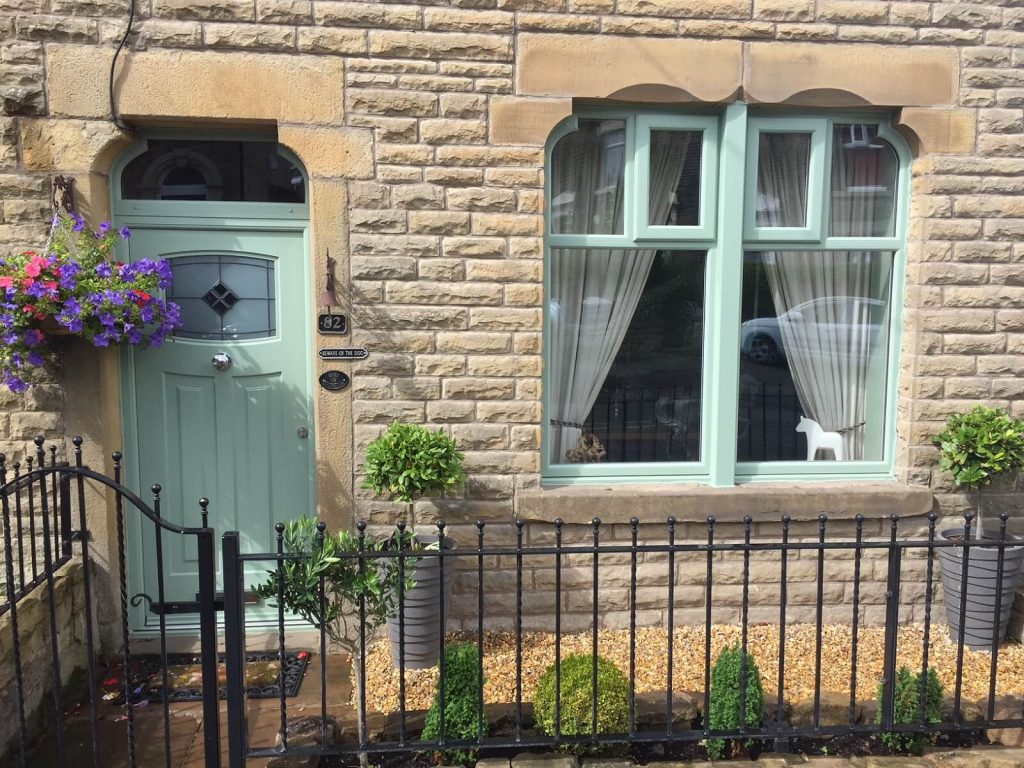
[120,139,305,204]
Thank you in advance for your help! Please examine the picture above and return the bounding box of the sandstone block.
[518,13,602,33]
[418,259,464,281]
[385,281,503,306]
[409,211,470,235]
[439,93,487,119]
[370,31,513,62]
[443,237,507,259]
[437,332,511,354]
[452,425,509,450]
[447,187,517,212]
[415,354,465,376]
[347,88,437,117]
[392,184,445,210]
[423,8,513,33]
[477,401,541,423]
[350,235,438,259]
[427,400,475,423]
[203,23,296,51]
[754,0,812,21]
[353,401,425,424]
[617,0,751,19]
[314,2,420,28]
[420,118,487,145]
[297,27,366,54]
[443,377,515,400]
[471,213,543,236]
[469,308,542,331]
[154,0,253,19]
[467,355,541,377]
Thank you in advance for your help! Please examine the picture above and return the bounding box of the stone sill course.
[520,482,935,525]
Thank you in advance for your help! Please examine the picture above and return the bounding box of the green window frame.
[541,103,911,487]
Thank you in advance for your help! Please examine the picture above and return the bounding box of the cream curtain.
[759,129,891,460]
[550,130,694,463]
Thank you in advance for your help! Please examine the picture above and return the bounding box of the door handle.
[297,427,309,439]
[212,352,232,371]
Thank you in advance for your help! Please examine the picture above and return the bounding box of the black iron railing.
[0,438,222,768]
[220,512,1024,766]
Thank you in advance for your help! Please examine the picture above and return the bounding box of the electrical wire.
[109,0,135,131]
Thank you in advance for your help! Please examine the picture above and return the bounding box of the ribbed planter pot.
[386,534,455,669]
[939,529,1024,651]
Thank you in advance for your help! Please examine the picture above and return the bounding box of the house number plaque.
[318,370,350,392]
[318,347,369,360]
[317,313,348,335]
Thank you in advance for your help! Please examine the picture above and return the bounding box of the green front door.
[123,224,313,631]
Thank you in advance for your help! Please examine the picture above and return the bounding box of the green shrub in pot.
[362,422,467,668]
[932,405,1024,538]
[932,405,1024,650]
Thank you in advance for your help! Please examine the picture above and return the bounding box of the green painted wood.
[541,105,911,487]
[122,224,313,632]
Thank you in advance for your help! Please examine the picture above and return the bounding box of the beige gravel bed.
[357,624,1024,715]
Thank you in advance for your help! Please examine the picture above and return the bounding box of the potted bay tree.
[362,421,466,668]
[933,405,1024,650]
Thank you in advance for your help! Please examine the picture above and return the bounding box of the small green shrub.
[874,666,943,754]
[362,421,466,504]
[706,645,764,760]
[421,643,485,765]
[533,654,630,741]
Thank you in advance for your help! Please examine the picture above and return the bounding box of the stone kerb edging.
[477,744,1024,767]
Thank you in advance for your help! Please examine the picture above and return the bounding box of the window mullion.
[706,102,747,487]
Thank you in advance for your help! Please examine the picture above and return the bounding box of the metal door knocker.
[211,352,232,371]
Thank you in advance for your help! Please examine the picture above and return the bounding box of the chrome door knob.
[211,352,232,371]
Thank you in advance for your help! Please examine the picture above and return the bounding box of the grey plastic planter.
[939,529,1024,652]
[386,534,455,669]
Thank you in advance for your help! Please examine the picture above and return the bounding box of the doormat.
[102,651,311,704]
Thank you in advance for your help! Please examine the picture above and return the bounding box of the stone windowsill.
[518,481,935,526]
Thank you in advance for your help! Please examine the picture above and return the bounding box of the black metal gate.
[0,438,221,768]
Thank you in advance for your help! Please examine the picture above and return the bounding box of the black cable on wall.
[109,0,136,131]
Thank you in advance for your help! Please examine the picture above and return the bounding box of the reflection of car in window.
[740,296,885,365]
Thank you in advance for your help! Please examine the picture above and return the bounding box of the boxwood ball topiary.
[533,654,630,738]
[706,645,764,760]
[874,666,942,755]
[421,642,485,765]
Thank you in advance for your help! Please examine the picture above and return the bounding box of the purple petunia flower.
[26,351,44,367]
[99,222,112,234]
[119,225,131,239]
[72,215,85,233]
[95,262,113,279]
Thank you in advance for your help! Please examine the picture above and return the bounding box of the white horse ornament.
[796,417,845,461]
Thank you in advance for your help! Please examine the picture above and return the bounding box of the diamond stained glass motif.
[167,255,276,341]
[202,281,240,316]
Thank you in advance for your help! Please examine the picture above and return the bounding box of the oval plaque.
[318,370,350,392]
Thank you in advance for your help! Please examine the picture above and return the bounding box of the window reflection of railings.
[582,384,701,463]
[738,380,804,462]
[581,382,804,464]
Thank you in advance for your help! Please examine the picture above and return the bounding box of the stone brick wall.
[0,558,88,762]
[3,0,1024,630]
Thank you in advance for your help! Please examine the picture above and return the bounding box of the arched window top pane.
[120,140,305,203]
[550,118,626,235]
[830,124,898,238]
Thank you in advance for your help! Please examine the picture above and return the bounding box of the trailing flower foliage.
[0,211,180,391]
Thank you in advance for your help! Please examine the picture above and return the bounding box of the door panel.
[125,225,312,630]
